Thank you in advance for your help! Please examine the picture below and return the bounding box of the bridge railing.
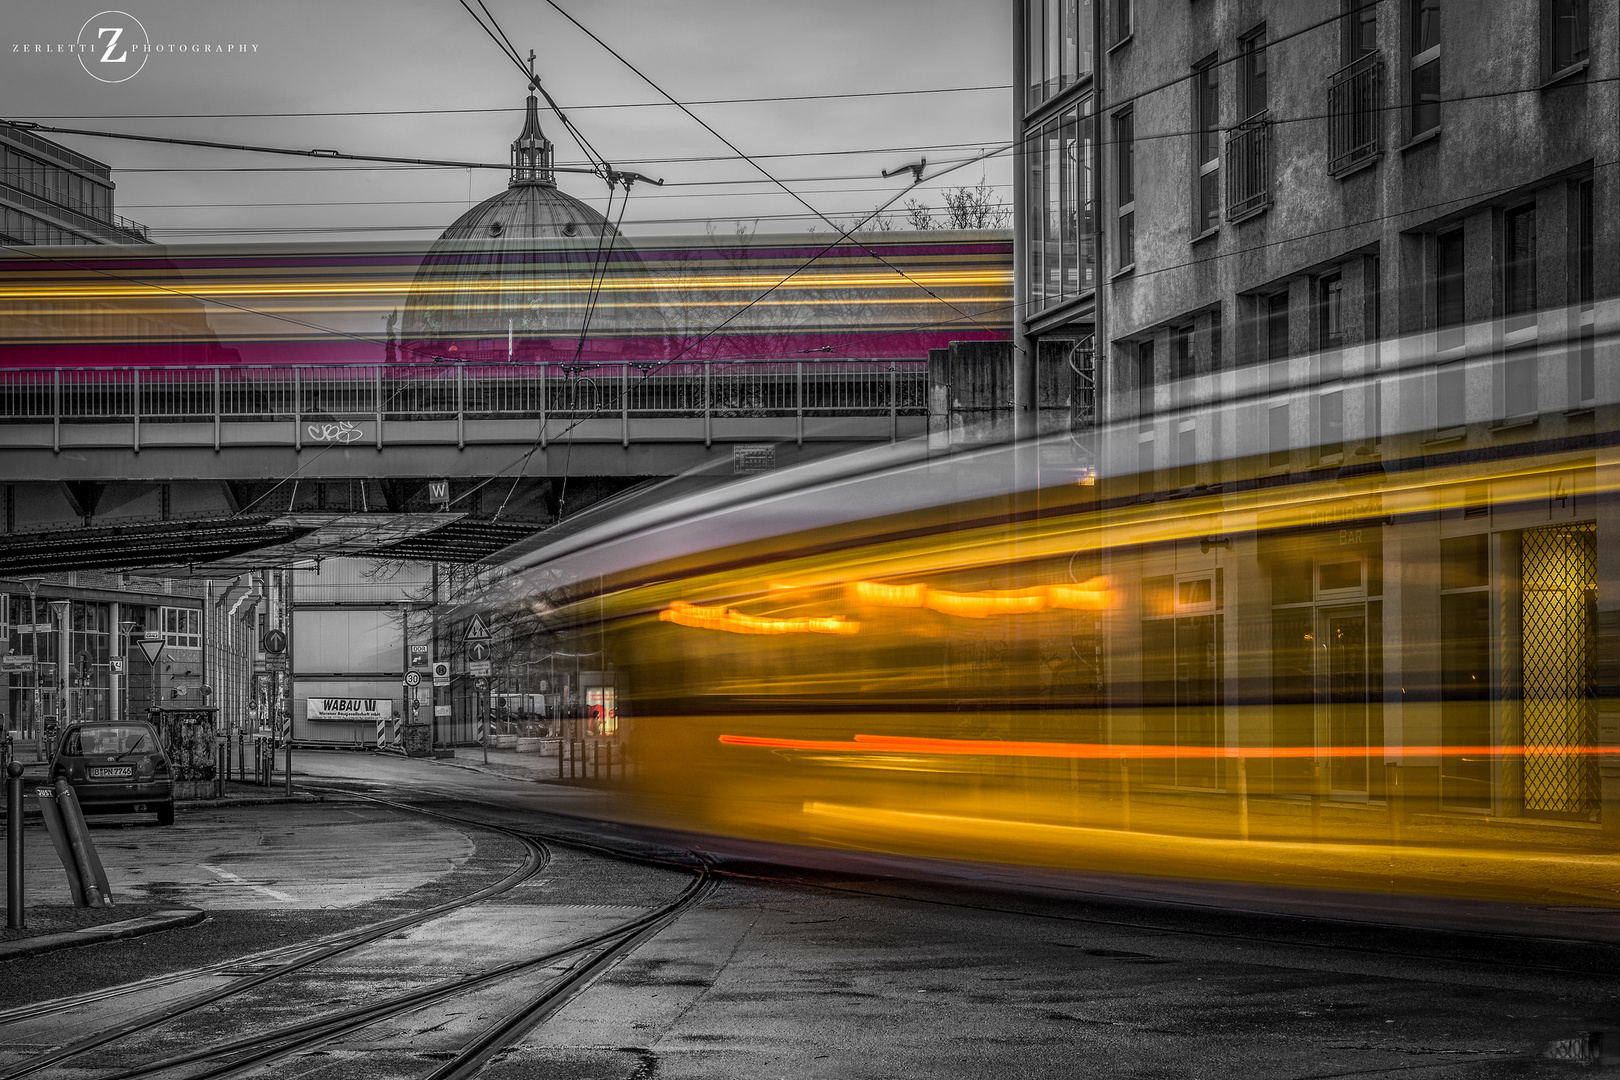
[0,360,929,427]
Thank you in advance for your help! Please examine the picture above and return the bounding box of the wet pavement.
[0,750,1616,1078]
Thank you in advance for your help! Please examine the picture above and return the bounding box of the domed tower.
[403,86,663,364]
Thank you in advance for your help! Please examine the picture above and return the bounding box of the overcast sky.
[3,1,1011,245]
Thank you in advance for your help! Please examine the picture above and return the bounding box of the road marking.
[200,864,296,902]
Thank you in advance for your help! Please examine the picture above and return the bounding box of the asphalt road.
[0,749,1615,1079]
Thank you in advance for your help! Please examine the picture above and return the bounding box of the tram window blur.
[1143,574,1223,789]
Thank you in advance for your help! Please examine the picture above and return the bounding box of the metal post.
[539,362,549,450]
[796,360,804,446]
[216,741,225,798]
[456,366,465,449]
[293,367,302,451]
[131,368,141,453]
[621,362,629,447]
[703,361,712,447]
[374,364,384,449]
[7,760,23,929]
[889,359,898,443]
[284,739,291,797]
[212,368,221,451]
[51,369,60,454]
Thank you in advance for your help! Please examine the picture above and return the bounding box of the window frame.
[1317,273,1345,350]
[1435,227,1465,329]
[1407,0,1442,140]
[1239,24,1268,121]
[1501,202,1538,318]
[1343,0,1378,63]
[1192,55,1221,236]
[160,606,201,650]
[1114,107,1136,270]
[1543,0,1590,82]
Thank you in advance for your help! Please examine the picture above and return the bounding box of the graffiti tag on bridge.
[306,420,366,444]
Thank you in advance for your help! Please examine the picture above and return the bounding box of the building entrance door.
[1322,607,1370,795]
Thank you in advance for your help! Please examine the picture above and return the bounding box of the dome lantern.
[510,87,555,186]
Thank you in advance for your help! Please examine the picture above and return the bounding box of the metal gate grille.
[1521,522,1598,816]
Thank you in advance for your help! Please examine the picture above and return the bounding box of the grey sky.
[3,1,1011,244]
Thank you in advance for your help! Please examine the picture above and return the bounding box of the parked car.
[49,721,174,826]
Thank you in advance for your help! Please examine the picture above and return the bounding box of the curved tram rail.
[0,794,713,1080]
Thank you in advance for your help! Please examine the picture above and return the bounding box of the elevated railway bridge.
[0,358,933,574]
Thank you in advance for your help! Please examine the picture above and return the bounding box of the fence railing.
[0,360,928,437]
[1327,55,1383,176]
[1224,111,1272,222]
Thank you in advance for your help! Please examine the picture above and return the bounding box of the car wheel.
[156,802,175,826]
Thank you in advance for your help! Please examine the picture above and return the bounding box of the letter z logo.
[77,11,148,83]
[97,26,126,63]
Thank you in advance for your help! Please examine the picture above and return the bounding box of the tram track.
[0,789,714,1080]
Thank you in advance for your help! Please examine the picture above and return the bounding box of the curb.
[0,908,206,962]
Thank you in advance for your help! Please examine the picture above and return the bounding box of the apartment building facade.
[1015,0,1620,826]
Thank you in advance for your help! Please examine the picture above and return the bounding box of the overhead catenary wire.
[531,0,996,341]
[15,83,1014,120]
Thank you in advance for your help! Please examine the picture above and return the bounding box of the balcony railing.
[1328,54,1384,176]
[1224,111,1271,222]
[0,179,150,243]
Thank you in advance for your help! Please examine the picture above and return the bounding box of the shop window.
[585,686,618,736]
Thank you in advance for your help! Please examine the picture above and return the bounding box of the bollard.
[557,736,564,779]
[53,781,107,908]
[216,742,226,798]
[7,761,23,929]
[284,740,292,797]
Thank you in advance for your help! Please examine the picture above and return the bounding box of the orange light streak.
[660,601,858,636]
[717,733,1606,758]
[846,578,1110,617]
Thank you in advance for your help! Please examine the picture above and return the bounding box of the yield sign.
[138,638,165,664]
[464,614,491,642]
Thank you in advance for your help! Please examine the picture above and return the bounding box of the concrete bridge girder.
[0,415,921,482]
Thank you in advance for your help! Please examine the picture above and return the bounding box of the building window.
[1269,403,1290,467]
[1318,274,1344,349]
[1330,0,1383,176]
[1438,534,1491,809]
[1265,291,1290,362]
[1178,422,1197,487]
[1437,360,1465,429]
[1137,339,1155,420]
[1502,203,1537,316]
[1114,0,1132,44]
[1028,101,1094,312]
[1193,57,1220,234]
[1240,26,1268,119]
[1408,0,1441,138]
[1319,390,1344,458]
[1345,0,1378,61]
[1115,108,1135,268]
[1141,572,1223,789]
[1173,325,1195,380]
[1544,0,1589,78]
[161,607,201,650]
[1024,0,1094,111]
[1226,30,1271,220]
[1575,178,1594,306]
[1435,228,1464,328]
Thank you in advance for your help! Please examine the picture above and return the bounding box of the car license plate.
[89,766,133,779]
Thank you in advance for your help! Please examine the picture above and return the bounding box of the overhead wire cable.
[532,0,995,341]
[17,84,1014,120]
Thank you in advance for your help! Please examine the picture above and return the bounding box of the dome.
[401,90,666,365]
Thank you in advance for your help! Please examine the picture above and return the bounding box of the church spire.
[510,50,554,186]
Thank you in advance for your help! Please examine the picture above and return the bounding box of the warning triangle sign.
[464,614,491,642]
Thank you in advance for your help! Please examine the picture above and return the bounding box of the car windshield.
[64,726,154,756]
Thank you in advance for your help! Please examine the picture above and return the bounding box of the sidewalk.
[0,906,205,960]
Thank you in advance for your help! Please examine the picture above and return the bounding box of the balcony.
[1224,111,1271,222]
[1328,54,1384,177]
